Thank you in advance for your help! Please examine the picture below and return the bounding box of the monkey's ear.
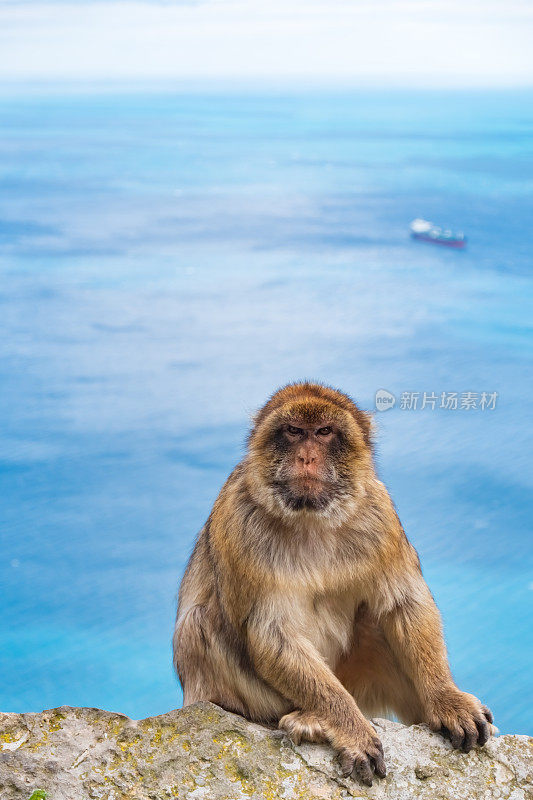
[356,410,375,449]
[248,404,269,436]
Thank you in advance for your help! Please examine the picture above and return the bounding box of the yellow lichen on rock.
[0,703,531,800]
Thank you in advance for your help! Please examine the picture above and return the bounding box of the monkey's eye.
[316,426,333,436]
[287,425,304,436]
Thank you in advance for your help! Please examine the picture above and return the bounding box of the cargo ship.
[410,218,466,248]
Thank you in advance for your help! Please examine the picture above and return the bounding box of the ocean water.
[0,88,531,734]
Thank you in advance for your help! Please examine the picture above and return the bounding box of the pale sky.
[1,0,532,86]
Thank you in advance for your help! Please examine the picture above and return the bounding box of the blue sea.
[0,88,531,734]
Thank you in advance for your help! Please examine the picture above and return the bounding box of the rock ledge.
[0,702,531,799]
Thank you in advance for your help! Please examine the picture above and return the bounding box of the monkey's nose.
[298,453,316,466]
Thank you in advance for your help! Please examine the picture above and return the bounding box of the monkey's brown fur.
[173,382,493,786]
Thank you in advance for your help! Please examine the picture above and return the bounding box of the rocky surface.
[0,702,531,800]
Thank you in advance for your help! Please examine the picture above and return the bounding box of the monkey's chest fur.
[300,589,361,668]
[252,519,381,672]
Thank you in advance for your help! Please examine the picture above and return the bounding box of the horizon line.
[1,77,533,96]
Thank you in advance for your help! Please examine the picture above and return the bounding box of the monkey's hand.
[331,716,386,787]
[425,687,494,752]
[280,710,385,786]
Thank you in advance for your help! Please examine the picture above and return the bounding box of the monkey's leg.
[379,580,493,752]
[247,607,386,786]
[174,605,220,707]
[278,710,328,744]
[335,611,425,725]
[174,604,248,714]
[175,603,290,723]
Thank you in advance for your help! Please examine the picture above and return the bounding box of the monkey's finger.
[440,723,465,751]
[372,737,384,755]
[338,750,355,778]
[482,706,493,725]
[370,751,387,779]
[462,725,477,753]
[449,726,464,750]
[354,756,374,787]
[475,717,490,747]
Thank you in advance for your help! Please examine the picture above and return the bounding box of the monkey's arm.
[379,574,493,751]
[246,603,385,785]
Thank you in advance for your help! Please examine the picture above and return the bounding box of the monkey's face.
[248,393,373,518]
[269,420,343,511]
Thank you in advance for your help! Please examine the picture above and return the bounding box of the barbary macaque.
[173,382,493,785]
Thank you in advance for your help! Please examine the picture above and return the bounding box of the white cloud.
[0,0,532,85]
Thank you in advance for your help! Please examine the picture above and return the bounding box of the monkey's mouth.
[292,475,323,488]
[272,478,334,512]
